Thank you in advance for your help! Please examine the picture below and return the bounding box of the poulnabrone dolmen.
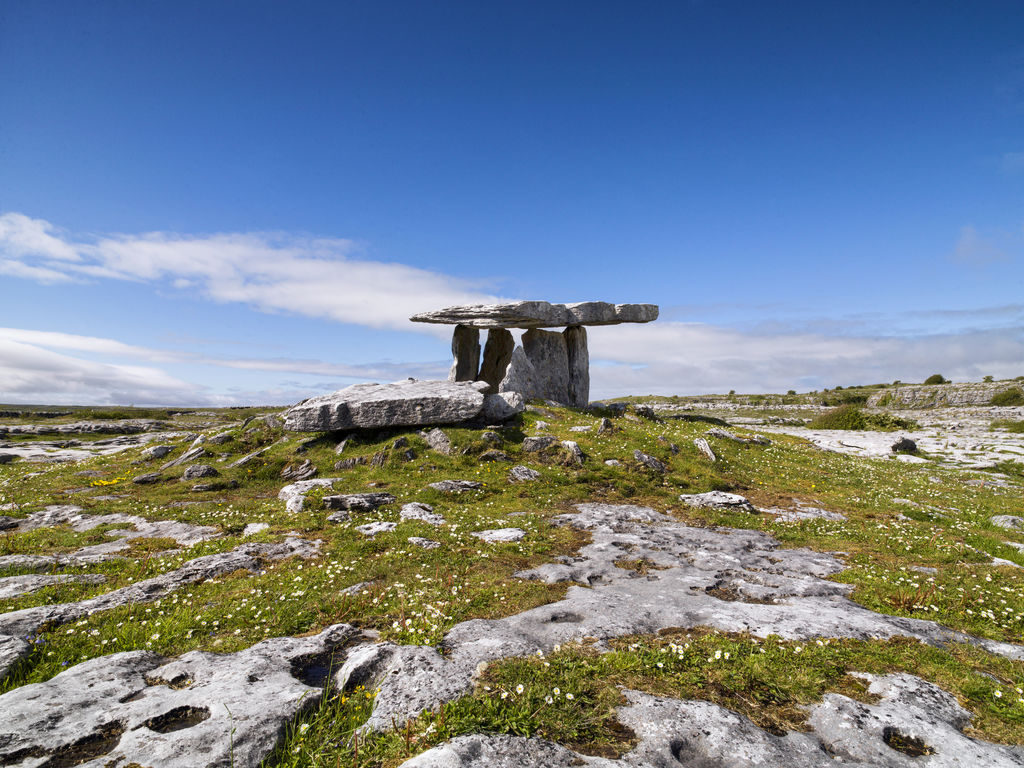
[284,301,658,431]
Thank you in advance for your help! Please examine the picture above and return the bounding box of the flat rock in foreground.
[284,379,490,431]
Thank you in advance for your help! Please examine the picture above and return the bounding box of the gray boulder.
[679,490,757,512]
[481,391,526,422]
[471,528,526,543]
[280,459,317,481]
[400,502,446,526]
[428,480,482,493]
[498,346,541,401]
[356,521,397,537]
[323,493,395,512]
[522,436,556,452]
[991,515,1024,530]
[183,464,219,480]
[424,428,452,455]
[284,379,489,431]
[633,449,666,473]
[509,465,540,482]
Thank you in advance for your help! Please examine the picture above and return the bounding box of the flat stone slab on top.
[410,301,658,329]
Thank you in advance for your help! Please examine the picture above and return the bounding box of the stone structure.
[410,301,658,407]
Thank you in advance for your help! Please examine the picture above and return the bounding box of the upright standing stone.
[477,329,515,394]
[522,329,570,404]
[499,346,540,400]
[564,326,589,408]
[448,325,480,382]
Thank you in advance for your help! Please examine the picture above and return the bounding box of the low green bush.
[990,388,1024,407]
[923,374,947,385]
[809,405,917,431]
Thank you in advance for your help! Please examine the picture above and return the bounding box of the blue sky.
[1,0,1023,405]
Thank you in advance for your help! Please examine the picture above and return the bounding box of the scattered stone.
[334,457,368,470]
[471,528,526,543]
[560,440,585,465]
[428,480,482,493]
[766,501,846,522]
[408,537,441,549]
[183,463,219,480]
[142,445,174,459]
[0,573,106,600]
[242,522,270,537]
[0,453,15,464]
[327,511,350,523]
[633,449,666,473]
[280,459,317,481]
[278,478,339,514]
[132,472,164,484]
[534,420,550,430]
[481,431,503,444]
[208,430,234,444]
[284,379,490,431]
[393,437,409,449]
[991,515,1024,530]
[891,436,918,453]
[604,459,622,466]
[479,449,512,462]
[323,493,396,512]
[694,437,717,461]
[425,428,452,455]
[0,635,29,681]
[229,445,272,468]
[370,451,388,467]
[508,465,540,482]
[398,448,416,462]
[339,581,372,596]
[633,404,658,420]
[356,521,397,537]
[569,425,592,432]
[160,445,209,470]
[0,624,363,768]
[334,437,350,454]
[481,391,526,422]
[400,503,446,526]
[522,436,556,452]
[679,491,757,512]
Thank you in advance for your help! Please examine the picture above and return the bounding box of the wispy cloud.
[950,224,1014,266]
[0,212,499,333]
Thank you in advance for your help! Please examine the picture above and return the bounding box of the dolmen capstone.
[410,300,658,407]
[284,300,657,432]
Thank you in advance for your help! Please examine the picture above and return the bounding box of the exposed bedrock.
[352,503,1022,732]
[397,676,1024,767]
[0,624,364,768]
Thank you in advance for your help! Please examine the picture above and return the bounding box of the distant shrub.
[923,374,947,385]
[991,419,1024,434]
[787,390,796,395]
[991,388,1024,406]
[820,390,869,406]
[810,405,917,431]
[983,375,994,383]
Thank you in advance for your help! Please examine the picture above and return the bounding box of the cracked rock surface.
[0,624,363,768]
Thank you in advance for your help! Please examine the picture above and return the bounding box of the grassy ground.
[1,400,1023,765]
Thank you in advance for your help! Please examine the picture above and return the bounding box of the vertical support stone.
[522,328,570,404]
[477,329,515,394]
[448,324,480,382]
[564,325,589,408]
[498,346,539,400]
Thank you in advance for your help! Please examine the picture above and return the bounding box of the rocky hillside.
[0,399,1022,767]
[867,381,1022,409]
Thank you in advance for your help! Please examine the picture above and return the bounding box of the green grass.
[991,388,1024,407]
[1,400,1023,765]
[807,404,917,431]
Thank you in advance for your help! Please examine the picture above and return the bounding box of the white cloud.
[950,225,1013,266]
[0,213,499,333]
[0,338,217,406]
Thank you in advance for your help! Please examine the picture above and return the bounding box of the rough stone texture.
[991,515,1024,530]
[694,437,718,461]
[522,436,556,452]
[560,440,585,465]
[471,528,526,543]
[284,379,489,431]
[477,328,515,394]
[448,324,480,383]
[0,635,29,681]
[424,428,452,455]
[357,521,397,537]
[0,537,320,638]
[408,537,441,549]
[133,472,164,484]
[765,499,847,522]
[498,346,541,401]
[323,493,396,512]
[401,503,446,526]
[410,301,659,329]
[0,573,106,599]
[481,391,526,422]
[597,417,614,434]
[428,480,482,493]
[0,453,16,464]
[891,436,918,453]
[866,381,1013,408]
[679,491,757,512]
[479,449,512,462]
[633,449,666,473]
[335,457,368,470]
[280,459,317,481]
[143,444,174,459]
[522,329,571,404]
[0,624,363,768]
[161,445,209,470]
[0,419,167,437]
[508,465,540,482]
[564,325,589,408]
[398,675,1024,767]
[278,478,340,514]
[706,427,771,446]
[183,463,219,480]
[229,445,273,469]
[242,522,269,537]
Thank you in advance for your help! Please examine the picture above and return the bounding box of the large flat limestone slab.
[284,379,489,431]
[410,301,658,329]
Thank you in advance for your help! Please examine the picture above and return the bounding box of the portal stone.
[522,329,570,404]
[564,326,589,408]
[448,325,480,382]
[477,328,515,394]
